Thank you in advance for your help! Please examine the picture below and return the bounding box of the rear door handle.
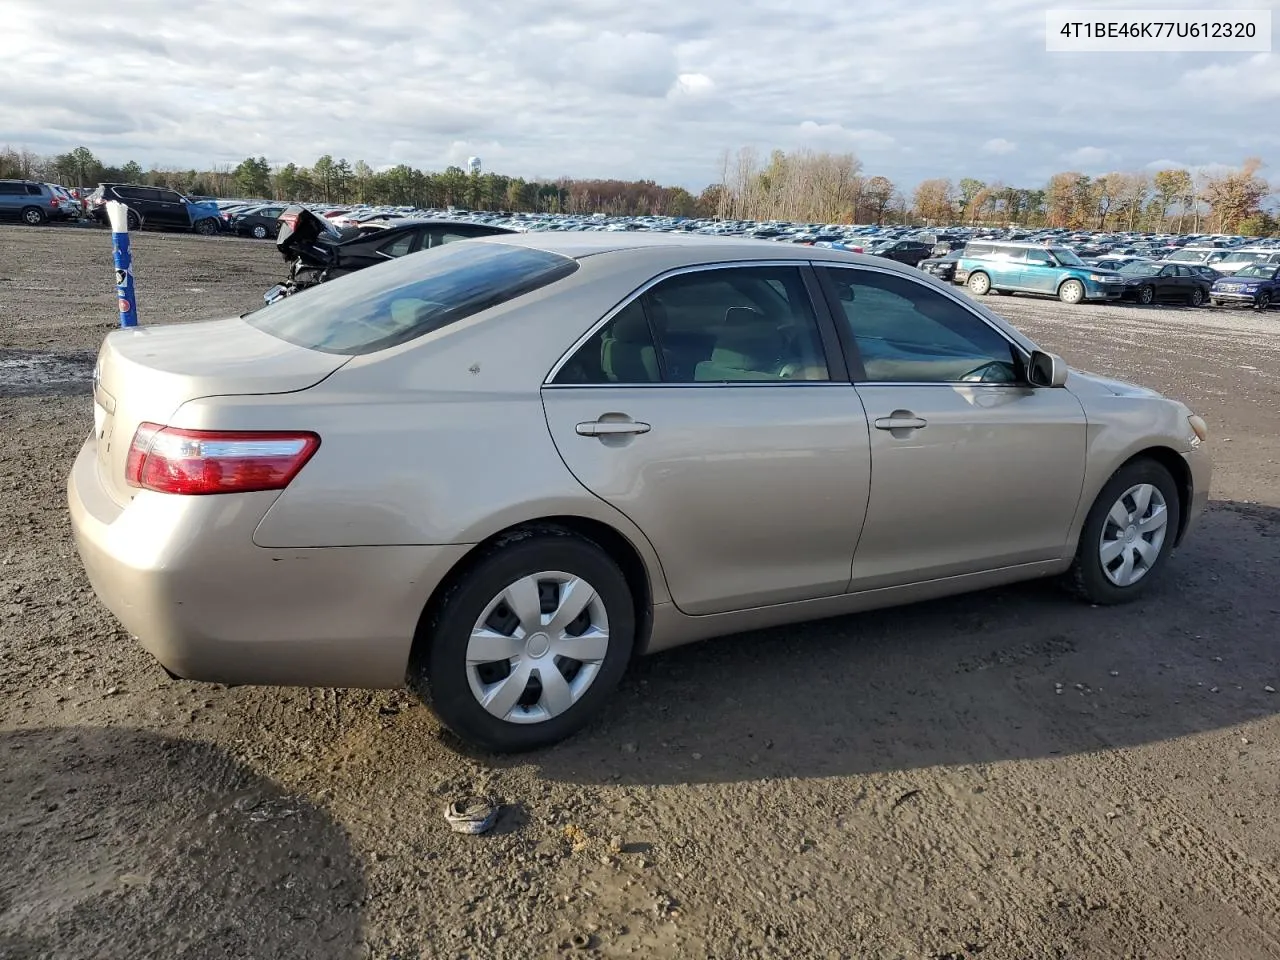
[576,419,651,437]
[874,416,927,431]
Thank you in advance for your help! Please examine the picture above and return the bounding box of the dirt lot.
[2,225,1279,960]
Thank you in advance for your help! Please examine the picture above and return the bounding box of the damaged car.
[265,205,517,303]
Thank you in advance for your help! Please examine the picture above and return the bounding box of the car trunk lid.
[92,318,347,504]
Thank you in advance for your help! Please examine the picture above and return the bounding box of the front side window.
[379,232,417,258]
[822,267,1020,384]
[246,241,578,355]
[0,182,24,196]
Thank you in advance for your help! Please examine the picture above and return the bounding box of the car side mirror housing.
[1028,350,1068,388]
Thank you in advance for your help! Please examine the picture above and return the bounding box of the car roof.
[475,229,869,262]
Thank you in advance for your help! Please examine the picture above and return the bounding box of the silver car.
[68,233,1211,751]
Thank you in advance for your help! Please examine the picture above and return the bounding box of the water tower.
[467,156,482,175]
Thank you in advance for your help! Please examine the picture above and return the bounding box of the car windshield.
[1166,250,1205,262]
[1220,253,1265,266]
[1050,248,1084,266]
[1234,265,1277,279]
[245,241,578,355]
[1119,262,1161,276]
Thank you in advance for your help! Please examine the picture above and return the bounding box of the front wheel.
[194,218,218,236]
[1211,299,1224,307]
[1256,292,1272,310]
[1065,458,1181,604]
[1137,284,1155,305]
[411,530,635,752]
[1059,279,1085,304]
[967,272,991,296]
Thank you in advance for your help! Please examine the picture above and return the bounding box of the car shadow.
[494,500,1280,786]
[0,727,364,960]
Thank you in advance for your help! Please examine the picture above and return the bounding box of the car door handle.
[576,419,651,437]
[874,416,927,431]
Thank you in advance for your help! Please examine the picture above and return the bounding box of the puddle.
[0,350,95,398]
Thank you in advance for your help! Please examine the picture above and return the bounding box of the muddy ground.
[2,225,1279,960]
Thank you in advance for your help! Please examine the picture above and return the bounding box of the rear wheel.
[20,206,46,225]
[1059,279,1085,304]
[1189,287,1205,307]
[1065,458,1180,604]
[251,224,268,239]
[411,530,635,752]
[966,272,991,296]
[126,209,141,231]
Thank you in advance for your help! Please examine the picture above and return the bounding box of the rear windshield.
[244,241,578,355]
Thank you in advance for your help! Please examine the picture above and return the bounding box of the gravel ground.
[2,225,1279,960]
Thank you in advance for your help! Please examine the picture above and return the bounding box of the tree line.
[0,143,1274,235]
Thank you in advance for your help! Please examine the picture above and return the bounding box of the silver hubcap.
[466,571,609,724]
[1099,483,1168,587]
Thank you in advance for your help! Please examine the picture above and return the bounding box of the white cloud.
[0,0,1269,191]
[797,122,896,150]
[1065,146,1116,169]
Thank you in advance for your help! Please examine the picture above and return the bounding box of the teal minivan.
[954,241,1126,304]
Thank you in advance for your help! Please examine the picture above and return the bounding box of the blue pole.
[105,201,138,328]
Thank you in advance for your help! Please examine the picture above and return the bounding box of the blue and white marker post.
[105,200,138,328]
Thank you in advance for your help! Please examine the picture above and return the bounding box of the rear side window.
[245,241,578,355]
[26,184,42,196]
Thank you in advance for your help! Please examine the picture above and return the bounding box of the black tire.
[1189,287,1205,307]
[194,218,218,236]
[126,209,141,231]
[1211,299,1223,307]
[411,529,636,752]
[20,206,46,226]
[1137,284,1155,305]
[1058,279,1085,304]
[1257,292,1272,311]
[1065,458,1181,605]
[966,272,991,296]
[251,224,268,239]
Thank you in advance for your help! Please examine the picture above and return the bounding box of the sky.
[1,0,1277,191]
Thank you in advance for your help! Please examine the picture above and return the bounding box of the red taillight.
[50,196,60,207]
[280,213,298,229]
[125,422,320,495]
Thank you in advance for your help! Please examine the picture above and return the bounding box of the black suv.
[86,184,222,234]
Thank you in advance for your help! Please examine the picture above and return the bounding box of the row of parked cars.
[919,240,1280,310]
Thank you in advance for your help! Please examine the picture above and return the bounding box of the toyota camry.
[69,233,1212,751]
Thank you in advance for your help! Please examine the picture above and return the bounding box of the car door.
[142,188,181,227]
[1018,247,1060,293]
[0,181,23,216]
[1155,263,1184,300]
[815,264,1087,591]
[542,263,871,616]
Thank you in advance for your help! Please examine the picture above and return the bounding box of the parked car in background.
[229,203,287,239]
[86,184,222,234]
[265,204,518,302]
[1117,261,1213,306]
[0,179,63,224]
[67,233,1212,751]
[866,238,934,267]
[1210,263,1280,309]
[956,241,1126,304]
[1207,249,1280,275]
[918,252,961,282]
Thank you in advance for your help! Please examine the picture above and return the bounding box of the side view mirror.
[1028,350,1068,388]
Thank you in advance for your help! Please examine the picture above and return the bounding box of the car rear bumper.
[67,436,471,689]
